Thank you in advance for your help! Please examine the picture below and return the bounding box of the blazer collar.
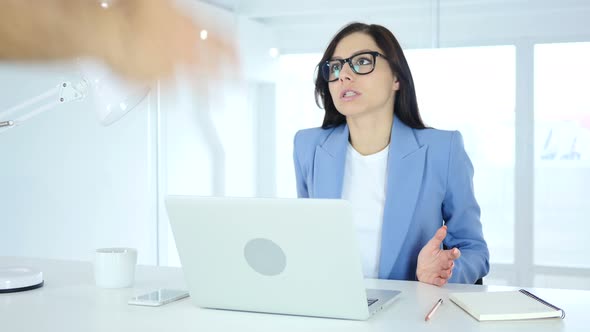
[318,115,419,157]
[312,125,349,198]
[379,116,427,278]
[388,115,422,159]
[312,114,424,197]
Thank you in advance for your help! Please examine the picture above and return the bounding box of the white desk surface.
[1,256,585,332]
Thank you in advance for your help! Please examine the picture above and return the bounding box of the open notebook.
[449,289,566,321]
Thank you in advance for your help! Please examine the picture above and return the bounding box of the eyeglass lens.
[323,52,377,82]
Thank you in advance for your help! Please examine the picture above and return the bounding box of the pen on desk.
[425,298,443,322]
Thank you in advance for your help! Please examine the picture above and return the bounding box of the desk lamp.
[0,60,150,293]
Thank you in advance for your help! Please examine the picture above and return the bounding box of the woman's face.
[328,32,399,120]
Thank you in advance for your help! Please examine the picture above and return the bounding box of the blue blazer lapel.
[379,117,427,279]
[313,125,349,199]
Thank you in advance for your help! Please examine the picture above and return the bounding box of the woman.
[293,22,489,286]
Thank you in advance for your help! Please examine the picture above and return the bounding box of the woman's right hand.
[416,225,461,287]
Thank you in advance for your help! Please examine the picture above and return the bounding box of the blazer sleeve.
[293,131,309,198]
[442,131,490,284]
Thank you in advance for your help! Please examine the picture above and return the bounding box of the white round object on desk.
[94,248,137,288]
[0,266,44,293]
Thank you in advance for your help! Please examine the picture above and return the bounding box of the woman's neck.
[347,111,394,156]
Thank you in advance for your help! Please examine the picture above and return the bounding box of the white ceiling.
[201,0,590,21]
[199,0,590,53]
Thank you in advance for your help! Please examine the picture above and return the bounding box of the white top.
[341,143,389,279]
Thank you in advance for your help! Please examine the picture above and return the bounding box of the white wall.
[0,0,279,266]
[0,63,158,264]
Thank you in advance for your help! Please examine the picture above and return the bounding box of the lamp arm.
[0,80,88,132]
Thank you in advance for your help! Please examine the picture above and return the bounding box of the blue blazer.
[293,117,490,283]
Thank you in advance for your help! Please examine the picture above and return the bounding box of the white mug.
[94,248,137,288]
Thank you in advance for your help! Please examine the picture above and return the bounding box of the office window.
[534,274,590,290]
[406,46,516,265]
[534,42,590,268]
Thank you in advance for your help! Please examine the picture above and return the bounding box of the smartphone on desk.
[128,289,189,307]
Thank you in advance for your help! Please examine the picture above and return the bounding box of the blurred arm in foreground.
[0,0,238,82]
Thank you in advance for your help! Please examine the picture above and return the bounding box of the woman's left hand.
[416,225,461,286]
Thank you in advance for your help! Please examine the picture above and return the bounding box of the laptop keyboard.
[367,298,378,307]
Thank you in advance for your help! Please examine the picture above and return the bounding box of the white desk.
[1,257,585,332]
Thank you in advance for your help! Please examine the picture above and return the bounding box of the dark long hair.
[315,22,426,129]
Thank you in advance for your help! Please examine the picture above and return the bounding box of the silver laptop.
[165,196,401,320]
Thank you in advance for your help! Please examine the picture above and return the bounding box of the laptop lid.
[165,196,371,320]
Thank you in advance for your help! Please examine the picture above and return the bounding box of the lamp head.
[78,60,150,126]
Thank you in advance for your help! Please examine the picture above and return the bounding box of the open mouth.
[340,89,361,100]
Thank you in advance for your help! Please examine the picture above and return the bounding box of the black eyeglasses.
[320,51,388,82]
